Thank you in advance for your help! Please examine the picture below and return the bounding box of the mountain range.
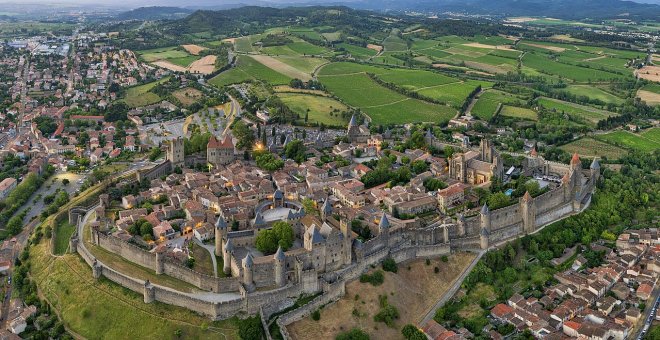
[113,0,660,21]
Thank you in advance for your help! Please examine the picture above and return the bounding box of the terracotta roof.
[208,135,234,149]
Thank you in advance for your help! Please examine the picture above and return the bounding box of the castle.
[70,134,599,330]
[448,139,504,185]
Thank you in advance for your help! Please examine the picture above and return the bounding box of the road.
[420,250,484,325]
[16,171,86,225]
[635,286,660,339]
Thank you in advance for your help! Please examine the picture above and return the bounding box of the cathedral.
[448,139,504,185]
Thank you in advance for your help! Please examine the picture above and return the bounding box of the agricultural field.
[562,85,624,104]
[319,70,455,124]
[595,128,660,153]
[537,97,617,126]
[270,56,328,76]
[522,53,629,82]
[470,92,501,121]
[638,83,660,106]
[560,137,628,159]
[137,46,196,63]
[121,77,170,108]
[499,105,538,121]
[417,80,493,108]
[336,43,378,59]
[277,93,350,126]
[209,55,291,87]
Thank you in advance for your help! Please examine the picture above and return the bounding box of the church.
[448,139,504,185]
[346,114,370,143]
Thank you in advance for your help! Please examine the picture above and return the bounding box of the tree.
[255,222,294,254]
[255,152,284,171]
[401,324,426,340]
[238,316,264,340]
[231,121,255,149]
[284,139,307,163]
[62,179,70,185]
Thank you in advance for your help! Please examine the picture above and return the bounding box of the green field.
[30,241,239,339]
[595,128,660,153]
[53,222,76,255]
[319,63,456,124]
[471,92,501,121]
[209,55,291,87]
[417,80,492,108]
[336,43,377,59]
[537,97,617,126]
[167,56,201,67]
[137,47,190,63]
[500,105,538,120]
[273,56,328,74]
[560,137,628,159]
[278,93,350,126]
[121,77,170,108]
[523,53,629,82]
[563,85,624,104]
[375,68,459,90]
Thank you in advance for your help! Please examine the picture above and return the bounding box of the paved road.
[419,250,484,325]
[635,286,660,339]
[193,238,218,278]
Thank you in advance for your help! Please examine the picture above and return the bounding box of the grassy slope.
[278,93,350,126]
[30,241,239,340]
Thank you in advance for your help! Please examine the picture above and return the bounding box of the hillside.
[117,6,193,20]
[351,0,660,20]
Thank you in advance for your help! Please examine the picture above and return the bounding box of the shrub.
[434,267,439,274]
[382,257,397,273]
[311,309,321,321]
[359,270,384,286]
[336,328,369,340]
[374,295,399,327]
[425,259,430,265]
[238,316,264,340]
[441,255,449,262]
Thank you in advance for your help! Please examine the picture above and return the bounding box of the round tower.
[274,246,286,287]
[479,203,491,232]
[457,213,466,236]
[223,238,233,275]
[242,253,254,287]
[214,215,227,256]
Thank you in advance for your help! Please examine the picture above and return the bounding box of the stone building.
[448,139,504,185]
[167,137,184,168]
[207,135,235,167]
[346,114,369,143]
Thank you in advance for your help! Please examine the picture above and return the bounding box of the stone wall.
[93,229,240,293]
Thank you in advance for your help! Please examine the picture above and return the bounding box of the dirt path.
[250,54,312,81]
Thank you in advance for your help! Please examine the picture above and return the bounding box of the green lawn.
[30,241,239,339]
[278,93,350,127]
[595,129,660,153]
